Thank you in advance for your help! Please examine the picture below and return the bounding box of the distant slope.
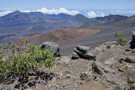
[16,27,100,46]
[88,15,128,25]
[113,15,135,27]
[0,11,130,43]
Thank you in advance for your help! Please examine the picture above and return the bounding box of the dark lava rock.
[28,71,37,76]
[40,72,55,81]
[130,31,135,49]
[21,86,28,90]
[41,42,61,56]
[28,81,36,87]
[18,76,29,84]
[80,72,89,81]
[14,83,21,89]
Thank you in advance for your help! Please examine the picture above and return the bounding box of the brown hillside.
[18,27,100,46]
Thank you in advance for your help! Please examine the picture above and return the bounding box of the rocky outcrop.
[90,41,135,90]
[72,45,96,60]
[41,42,61,56]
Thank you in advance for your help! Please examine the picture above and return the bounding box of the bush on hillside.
[114,32,129,46]
[0,44,55,81]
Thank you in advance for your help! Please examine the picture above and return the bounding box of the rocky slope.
[1,32,135,90]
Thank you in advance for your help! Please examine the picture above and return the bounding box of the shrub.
[119,38,129,46]
[9,54,37,76]
[0,44,55,81]
[114,32,129,46]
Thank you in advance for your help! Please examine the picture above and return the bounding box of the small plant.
[119,38,129,46]
[114,32,129,46]
[0,44,55,81]
[0,51,4,59]
[9,54,37,76]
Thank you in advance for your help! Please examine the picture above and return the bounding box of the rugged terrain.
[1,34,135,90]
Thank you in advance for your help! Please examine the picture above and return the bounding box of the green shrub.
[0,44,55,81]
[119,38,129,46]
[114,32,129,46]
[9,54,37,76]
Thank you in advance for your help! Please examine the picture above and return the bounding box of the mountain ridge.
[0,11,132,44]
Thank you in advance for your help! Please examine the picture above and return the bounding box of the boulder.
[130,31,135,49]
[41,42,60,56]
[76,45,90,53]
[72,45,95,60]
[71,52,79,59]
[125,56,135,63]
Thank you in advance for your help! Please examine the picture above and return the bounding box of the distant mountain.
[0,11,88,27]
[0,11,90,34]
[87,15,128,25]
[0,11,130,43]
[113,15,135,27]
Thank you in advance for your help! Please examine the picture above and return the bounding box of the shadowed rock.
[41,42,61,56]
[130,31,135,49]
[72,45,95,60]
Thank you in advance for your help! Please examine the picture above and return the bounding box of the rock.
[62,71,72,79]
[14,83,21,89]
[40,72,55,81]
[57,56,71,64]
[125,56,135,63]
[41,42,60,56]
[83,51,96,60]
[76,45,90,53]
[72,52,79,59]
[21,86,28,90]
[28,81,36,87]
[18,76,29,84]
[130,31,135,49]
[72,45,95,60]
[80,72,89,81]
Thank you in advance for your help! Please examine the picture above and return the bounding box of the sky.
[0,0,135,10]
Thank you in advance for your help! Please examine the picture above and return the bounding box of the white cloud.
[87,11,105,18]
[0,11,13,16]
[20,10,31,13]
[37,8,80,15]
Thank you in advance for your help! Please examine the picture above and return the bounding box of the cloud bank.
[37,8,80,15]
[0,8,135,18]
[87,11,105,18]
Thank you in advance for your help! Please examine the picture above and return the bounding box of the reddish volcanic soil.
[23,27,100,46]
[16,27,100,55]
